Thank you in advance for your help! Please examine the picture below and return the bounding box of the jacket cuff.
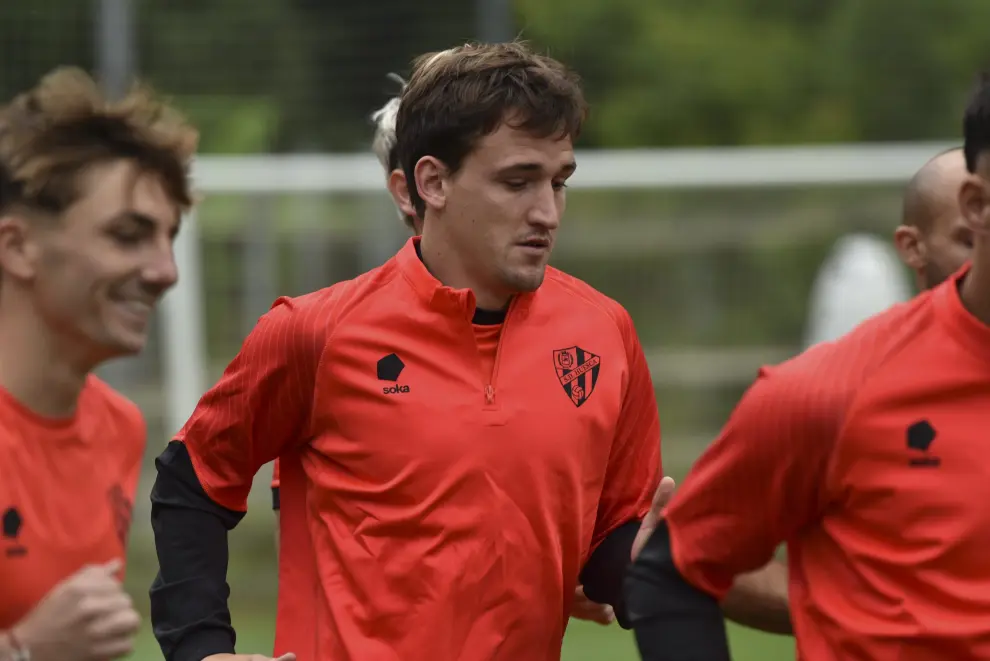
[171,629,235,661]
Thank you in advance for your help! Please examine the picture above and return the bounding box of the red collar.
[933,261,990,362]
[395,236,534,321]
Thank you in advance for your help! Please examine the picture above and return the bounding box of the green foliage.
[178,96,279,153]
[517,0,990,147]
[0,0,970,402]
[5,0,990,150]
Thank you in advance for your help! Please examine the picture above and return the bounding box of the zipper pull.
[485,384,495,405]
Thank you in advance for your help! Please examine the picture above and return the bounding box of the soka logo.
[553,346,601,408]
[377,353,410,395]
[2,507,26,558]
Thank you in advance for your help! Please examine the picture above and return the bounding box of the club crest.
[553,346,601,407]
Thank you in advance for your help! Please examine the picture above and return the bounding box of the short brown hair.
[0,67,198,217]
[395,41,587,217]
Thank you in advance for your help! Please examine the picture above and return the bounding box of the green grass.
[563,620,794,661]
[126,594,794,660]
[128,610,793,660]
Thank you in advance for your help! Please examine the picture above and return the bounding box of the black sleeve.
[149,441,246,661]
[579,520,639,628]
[624,520,732,661]
[272,485,280,511]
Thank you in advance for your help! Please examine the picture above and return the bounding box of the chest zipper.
[483,298,517,406]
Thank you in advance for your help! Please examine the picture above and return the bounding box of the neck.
[959,254,990,327]
[418,232,511,310]
[0,300,92,418]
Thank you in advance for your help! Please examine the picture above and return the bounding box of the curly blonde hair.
[0,67,198,216]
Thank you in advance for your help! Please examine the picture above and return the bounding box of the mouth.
[109,294,156,327]
[516,238,551,253]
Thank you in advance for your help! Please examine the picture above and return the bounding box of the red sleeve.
[271,458,280,489]
[118,419,144,579]
[177,296,326,512]
[106,393,146,576]
[664,360,845,601]
[120,409,146,510]
[90,379,147,509]
[591,308,662,550]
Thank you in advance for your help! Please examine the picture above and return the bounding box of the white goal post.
[159,140,954,435]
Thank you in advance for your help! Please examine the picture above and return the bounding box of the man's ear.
[0,214,39,281]
[387,168,417,219]
[959,174,990,235]
[413,156,447,214]
[893,224,926,271]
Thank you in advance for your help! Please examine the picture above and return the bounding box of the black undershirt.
[625,520,731,660]
[150,442,243,661]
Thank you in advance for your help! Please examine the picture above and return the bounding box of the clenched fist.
[11,559,140,661]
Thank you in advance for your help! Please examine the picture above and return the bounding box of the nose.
[528,182,562,230]
[142,243,179,295]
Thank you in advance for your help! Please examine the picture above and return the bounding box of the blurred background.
[6,1,990,659]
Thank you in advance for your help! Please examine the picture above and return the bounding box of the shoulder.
[254,258,403,353]
[542,267,638,349]
[790,290,932,376]
[265,258,403,335]
[80,376,146,455]
[82,376,144,430]
[759,291,936,417]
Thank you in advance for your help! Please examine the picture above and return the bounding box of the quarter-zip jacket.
[150,236,661,661]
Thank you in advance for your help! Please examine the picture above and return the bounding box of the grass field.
[126,607,795,660]
[123,546,795,661]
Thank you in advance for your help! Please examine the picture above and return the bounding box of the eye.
[109,229,144,246]
[106,222,154,247]
[504,180,528,191]
[552,180,569,192]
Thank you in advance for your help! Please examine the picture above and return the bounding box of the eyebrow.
[111,210,181,239]
[497,161,577,177]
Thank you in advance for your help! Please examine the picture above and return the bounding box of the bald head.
[896,147,973,290]
[902,147,968,232]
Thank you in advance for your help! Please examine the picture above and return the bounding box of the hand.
[569,585,614,625]
[202,655,296,661]
[631,476,676,561]
[12,559,140,661]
